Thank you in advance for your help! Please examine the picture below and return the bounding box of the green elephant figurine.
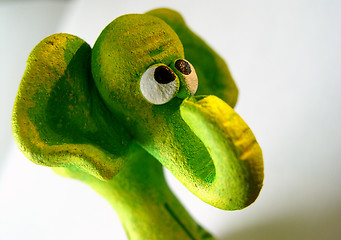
[12,8,263,240]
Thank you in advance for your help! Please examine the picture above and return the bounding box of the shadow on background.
[221,201,341,240]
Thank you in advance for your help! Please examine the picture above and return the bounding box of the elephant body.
[56,143,214,240]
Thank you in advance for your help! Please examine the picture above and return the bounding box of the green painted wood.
[12,8,263,239]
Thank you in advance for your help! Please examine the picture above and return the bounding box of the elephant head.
[12,7,263,220]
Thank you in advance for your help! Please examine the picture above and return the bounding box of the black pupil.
[175,59,191,75]
[154,66,176,84]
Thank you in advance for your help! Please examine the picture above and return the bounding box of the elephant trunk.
[179,95,263,210]
[132,95,263,211]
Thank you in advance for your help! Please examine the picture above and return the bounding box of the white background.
[1,0,341,239]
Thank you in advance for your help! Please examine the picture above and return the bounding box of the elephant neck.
[86,145,214,240]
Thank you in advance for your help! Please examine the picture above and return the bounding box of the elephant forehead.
[96,14,184,75]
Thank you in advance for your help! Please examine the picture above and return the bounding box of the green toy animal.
[12,8,263,240]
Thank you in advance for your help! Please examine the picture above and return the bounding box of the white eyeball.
[140,64,179,105]
[175,59,198,95]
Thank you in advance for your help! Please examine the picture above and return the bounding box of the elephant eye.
[175,59,191,75]
[140,64,179,105]
[175,59,198,95]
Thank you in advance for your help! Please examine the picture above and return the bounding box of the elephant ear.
[12,33,132,180]
[146,8,239,107]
